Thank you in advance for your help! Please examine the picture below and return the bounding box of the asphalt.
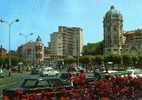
[0,72,39,100]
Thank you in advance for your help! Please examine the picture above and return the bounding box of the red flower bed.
[95,80,112,97]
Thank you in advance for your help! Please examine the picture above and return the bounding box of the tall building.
[50,32,63,56]
[103,5,123,54]
[17,36,44,64]
[49,26,83,57]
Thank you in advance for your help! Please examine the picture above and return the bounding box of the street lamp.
[0,18,19,68]
[19,33,34,43]
[77,35,80,69]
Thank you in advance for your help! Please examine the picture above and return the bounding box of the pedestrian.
[79,70,86,88]
[8,68,11,77]
[3,96,9,100]
[71,73,79,88]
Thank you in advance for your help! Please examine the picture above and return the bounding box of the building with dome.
[103,5,142,55]
[17,35,44,65]
[103,5,124,54]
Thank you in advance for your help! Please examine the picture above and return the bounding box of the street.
[0,72,39,100]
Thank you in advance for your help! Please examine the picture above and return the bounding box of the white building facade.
[17,36,44,64]
[49,26,83,57]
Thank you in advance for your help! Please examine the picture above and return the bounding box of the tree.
[94,55,104,65]
[104,54,122,70]
[64,56,76,72]
[104,54,121,64]
[82,41,103,56]
[138,55,142,67]
[131,54,139,66]
[122,54,132,66]
[64,56,76,65]
[0,57,5,67]
[0,56,26,69]
[11,56,19,66]
[79,55,92,71]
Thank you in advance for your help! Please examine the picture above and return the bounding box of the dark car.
[93,71,110,80]
[3,77,72,99]
[58,72,72,85]
[31,67,39,74]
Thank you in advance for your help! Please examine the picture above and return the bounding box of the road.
[0,72,39,100]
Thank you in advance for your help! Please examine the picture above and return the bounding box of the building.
[0,45,7,56]
[123,29,142,54]
[103,5,142,55]
[49,26,83,57]
[9,50,17,56]
[49,32,63,56]
[17,36,44,65]
[103,5,124,54]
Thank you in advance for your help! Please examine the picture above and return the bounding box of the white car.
[0,68,4,78]
[126,69,142,78]
[103,70,118,74]
[107,70,118,73]
[40,67,59,76]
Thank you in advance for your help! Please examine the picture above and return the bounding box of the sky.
[0,0,142,50]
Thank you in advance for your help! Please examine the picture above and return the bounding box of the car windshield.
[22,79,37,88]
[37,80,51,87]
[60,73,70,79]
[43,68,53,72]
[48,79,63,88]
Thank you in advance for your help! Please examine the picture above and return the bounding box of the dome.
[106,5,122,17]
[36,35,42,42]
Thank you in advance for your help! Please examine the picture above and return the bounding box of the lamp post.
[19,33,34,43]
[19,33,34,64]
[77,35,80,69]
[0,18,19,69]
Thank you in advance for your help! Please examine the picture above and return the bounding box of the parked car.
[111,71,130,77]
[40,67,59,76]
[3,77,72,99]
[11,66,20,72]
[58,72,72,86]
[93,71,109,80]
[126,69,142,78]
[31,67,40,74]
[0,68,4,78]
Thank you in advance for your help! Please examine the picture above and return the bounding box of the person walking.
[79,70,86,88]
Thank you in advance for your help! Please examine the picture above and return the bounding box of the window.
[22,79,37,88]
[37,80,50,87]
[48,79,63,88]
